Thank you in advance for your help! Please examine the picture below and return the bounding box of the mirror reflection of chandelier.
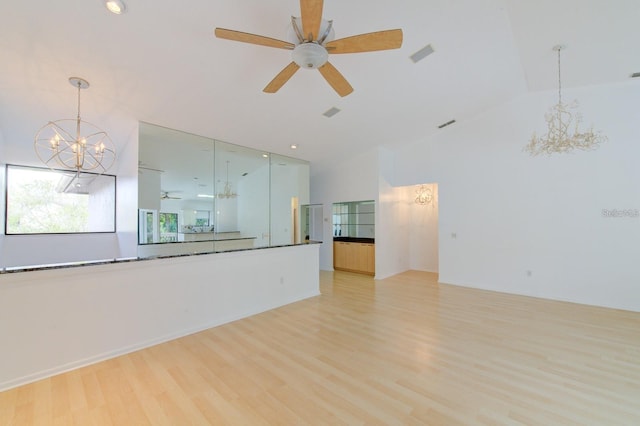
[34,77,116,175]
[217,160,238,199]
[525,45,607,156]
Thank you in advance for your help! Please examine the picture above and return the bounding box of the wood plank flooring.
[1,270,639,424]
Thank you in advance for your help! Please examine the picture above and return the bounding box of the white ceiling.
[1,0,638,170]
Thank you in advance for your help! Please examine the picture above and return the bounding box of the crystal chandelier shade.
[525,45,606,156]
[34,77,116,175]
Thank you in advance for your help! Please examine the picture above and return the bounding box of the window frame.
[4,164,117,235]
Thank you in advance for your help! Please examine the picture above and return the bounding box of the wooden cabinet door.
[362,244,375,275]
[334,242,375,276]
[333,242,347,269]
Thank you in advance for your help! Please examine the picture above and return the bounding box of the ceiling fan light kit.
[292,43,328,69]
[214,0,403,97]
[104,0,126,15]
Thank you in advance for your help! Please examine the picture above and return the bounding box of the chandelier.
[217,160,238,199]
[525,45,606,156]
[415,184,434,205]
[34,77,116,175]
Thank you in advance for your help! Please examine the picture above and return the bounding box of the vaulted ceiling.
[1,0,638,170]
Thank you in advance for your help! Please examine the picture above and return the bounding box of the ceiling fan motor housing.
[214,1,403,97]
[292,42,328,69]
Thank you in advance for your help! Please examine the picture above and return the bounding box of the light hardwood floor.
[1,270,639,425]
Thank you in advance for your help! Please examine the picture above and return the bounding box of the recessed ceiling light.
[262,153,269,158]
[290,144,298,149]
[105,0,126,15]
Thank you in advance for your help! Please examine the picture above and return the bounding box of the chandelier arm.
[50,121,75,143]
[82,130,108,140]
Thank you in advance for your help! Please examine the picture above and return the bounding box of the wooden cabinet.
[334,242,375,276]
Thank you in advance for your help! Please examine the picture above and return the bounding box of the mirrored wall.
[137,122,310,258]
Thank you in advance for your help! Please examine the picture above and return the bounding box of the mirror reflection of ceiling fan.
[214,0,403,97]
[161,191,182,200]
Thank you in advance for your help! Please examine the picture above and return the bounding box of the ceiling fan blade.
[318,62,353,97]
[325,29,403,54]
[214,28,295,50]
[264,62,301,93]
[300,0,323,41]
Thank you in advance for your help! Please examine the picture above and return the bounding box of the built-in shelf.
[332,200,375,275]
[332,200,375,239]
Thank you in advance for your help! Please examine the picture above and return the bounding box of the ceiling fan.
[161,191,182,200]
[214,0,403,97]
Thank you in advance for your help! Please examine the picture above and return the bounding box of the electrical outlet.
[451,232,457,239]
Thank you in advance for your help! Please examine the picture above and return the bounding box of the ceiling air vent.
[631,72,640,78]
[410,44,434,63]
[438,119,456,129]
[323,107,341,118]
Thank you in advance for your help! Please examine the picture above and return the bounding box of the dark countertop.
[0,241,322,274]
[333,237,375,244]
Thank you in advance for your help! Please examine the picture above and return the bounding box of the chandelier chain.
[557,47,562,105]
[76,80,82,120]
[75,80,82,142]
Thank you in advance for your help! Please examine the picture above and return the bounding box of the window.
[159,212,178,242]
[5,165,116,234]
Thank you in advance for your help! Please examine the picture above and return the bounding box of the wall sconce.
[415,184,434,206]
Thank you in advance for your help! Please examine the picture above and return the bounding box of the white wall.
[138,168,161,211]
[238,164,270,246]
[115,122,141,259]
[310,149,380,271]
[270,163,310,246]
[410,183,439,273]
[87,175,117,231]
[0,163,5,262]
[0,244,320,391]
[215,197,239,232]
[376,148,411,279]
[394,81,640,312]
